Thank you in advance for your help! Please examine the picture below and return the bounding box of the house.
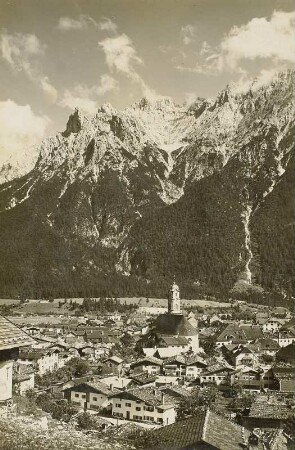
[185,355,207,379]
[130,357,162,375]
[159,385,191,404]
[101,356,123,375]
[153,408,258,450]
[163,356,186,377]
[200,363,235,386]
[100,376,132,391]
[111,386,176,425]
[155,376,179,387]
[12,362,35,395]
[272,307,290,319]
[216,323,262,347]
[278,328,295,347]
[19,348,59,374]
[222,344,257,368]
[242,395,291,430]
[273,366,295,393]
[129,372,157,388]
[233,367,262,391]
[249,338,280,356]
[276,342,295,366]
[256,311,269,326]
[262,318,284,333]
[0,315,34,402]
[64,380,114,411]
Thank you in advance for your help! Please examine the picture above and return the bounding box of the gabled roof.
[130,356,163,368]
[160,385,191,399]
[251,338,280,352]
[248,395,290,419]
[164,355,186,365]
[129,372,157,385]
[216,323,262,343]
[106,355,123,364]
[65,381,114,397]
[185,355,207,367]
[202,362,234,377]
[111,386,176,408]
[0,315,34,351]
[153,409,251,450]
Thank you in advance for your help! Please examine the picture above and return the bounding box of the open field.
[0,298,21,305]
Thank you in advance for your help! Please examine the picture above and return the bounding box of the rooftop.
[152,313,198,336]
[154,409,252,450]
[0,315,34,351]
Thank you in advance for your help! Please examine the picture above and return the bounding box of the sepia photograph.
[0,0,294,448]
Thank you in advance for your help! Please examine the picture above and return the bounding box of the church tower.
[168,278,181,314]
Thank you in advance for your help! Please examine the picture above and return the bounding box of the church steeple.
[168,277,181,314]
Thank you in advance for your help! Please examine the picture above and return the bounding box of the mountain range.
[0,70,294,302]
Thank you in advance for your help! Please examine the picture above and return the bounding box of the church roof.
[152,313,198,336]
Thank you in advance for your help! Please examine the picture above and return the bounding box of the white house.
[111,386,176,425]
[185,356,207,379]
[130,357,163,375]
[263,318,284,333]
[64,381,114,411]
[19,348,59,374]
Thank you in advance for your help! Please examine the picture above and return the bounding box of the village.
[0,281,295,449]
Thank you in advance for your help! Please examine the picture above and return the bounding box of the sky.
[0,0,294,165]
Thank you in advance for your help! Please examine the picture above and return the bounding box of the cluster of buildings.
[0,282,294,449]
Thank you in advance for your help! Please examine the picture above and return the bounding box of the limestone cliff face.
[0,70,293,297]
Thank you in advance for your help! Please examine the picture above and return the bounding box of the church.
[138,280,199,355]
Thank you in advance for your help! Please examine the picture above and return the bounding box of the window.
[125,403,131,407]
[144,406,154,412]
[75,393,79,398]
[81,394,86,398]
[136,400,141,404]
[157,418,163,423]
[115,403,121,408]
[136,407,141,411]
[92,397,97,401]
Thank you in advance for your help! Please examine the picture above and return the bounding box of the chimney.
[161,392,165,405]
[110,384,113,391]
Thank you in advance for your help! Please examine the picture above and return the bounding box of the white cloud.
[219,10,295,70]
[57,15,117,33]
[0,32,45,70]
[177,10,295,88]
[57,16,88,31]
[98,18,117,33]
[180,24,197,45]
[99,34,142,77]
[40,77,58,103]
[0,31,57,103]
[95,73,118,95]
[59,74,118,115]
[99,33,160,99]
[0,100,49,165]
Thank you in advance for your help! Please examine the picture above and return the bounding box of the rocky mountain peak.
[63,108,84,137]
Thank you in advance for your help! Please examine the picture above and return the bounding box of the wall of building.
[0,360,13,401]
[111,396,175,425]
